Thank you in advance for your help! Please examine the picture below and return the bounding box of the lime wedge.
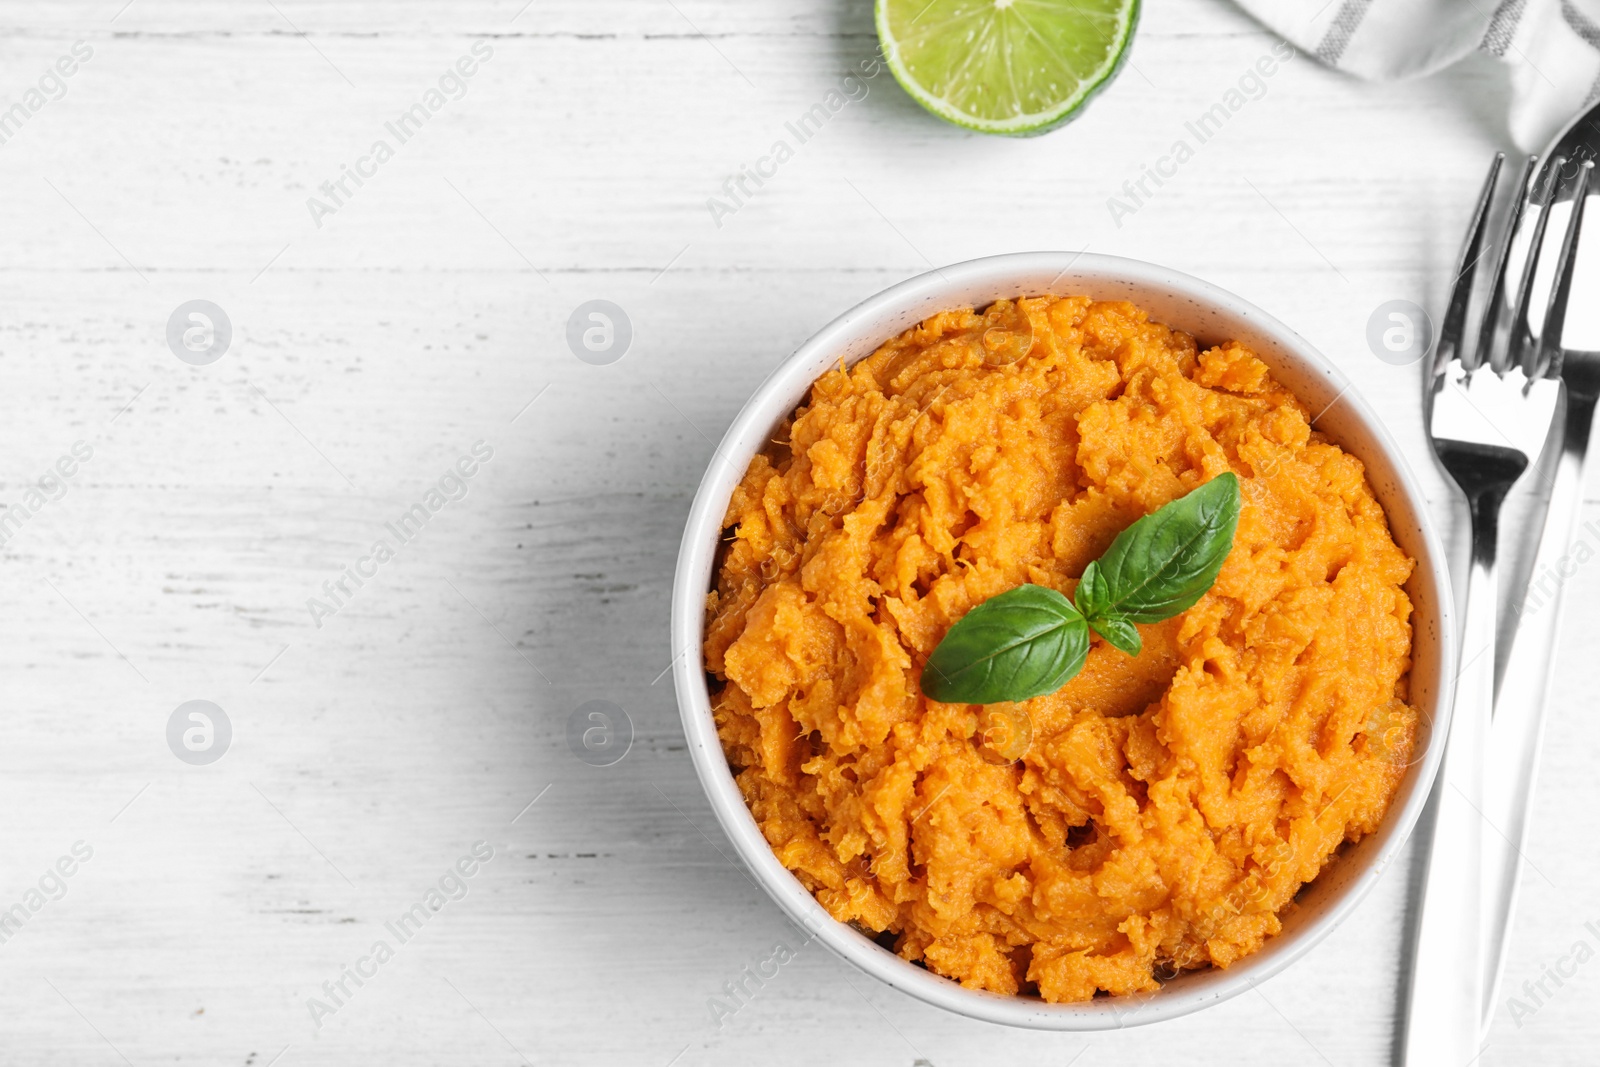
[876,0,1140,136]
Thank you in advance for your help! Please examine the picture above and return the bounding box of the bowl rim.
[669,251,1456,1030]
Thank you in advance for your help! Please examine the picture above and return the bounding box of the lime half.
[876,0,1140,136]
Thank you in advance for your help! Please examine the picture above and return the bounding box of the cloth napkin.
[1234,0,1600,150]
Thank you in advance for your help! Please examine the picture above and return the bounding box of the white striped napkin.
[1234,0,1600,149]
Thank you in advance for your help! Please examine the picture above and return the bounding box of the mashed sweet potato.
[703,296,1418,1001]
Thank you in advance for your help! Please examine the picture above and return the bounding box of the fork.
[1480,160,1594,1030]
[1402,154,1569,1066]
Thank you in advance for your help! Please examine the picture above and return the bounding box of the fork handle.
[1402,485,1506,1066]
[1479,389,1598,1031]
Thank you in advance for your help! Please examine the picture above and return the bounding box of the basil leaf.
[1074,472,1241,624]
[1086,609,1142,657]
[918,476,1239,706]
[920,584,1089,704]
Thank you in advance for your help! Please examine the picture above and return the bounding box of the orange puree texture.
[703,296,1418,1002]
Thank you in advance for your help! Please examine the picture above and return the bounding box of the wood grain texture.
[0,0,1595,1064]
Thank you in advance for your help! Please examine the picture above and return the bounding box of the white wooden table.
[1,1,1596,1063]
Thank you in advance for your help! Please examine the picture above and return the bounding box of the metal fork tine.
[1478,154,1540,373]
[1510,157,1568,376]
[1437,153,1505,375]
[1537,162,1592,379]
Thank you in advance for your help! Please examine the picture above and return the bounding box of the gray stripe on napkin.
[1564,0,1600,50]
[1482,0,1527,56]
[1316,0,1376,65]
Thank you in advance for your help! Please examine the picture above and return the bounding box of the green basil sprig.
[919,473,1240,704]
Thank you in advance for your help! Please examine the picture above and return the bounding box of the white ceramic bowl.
[670,252,1455,1030]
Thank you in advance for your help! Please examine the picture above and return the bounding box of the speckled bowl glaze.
[670,252,1456,1030]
